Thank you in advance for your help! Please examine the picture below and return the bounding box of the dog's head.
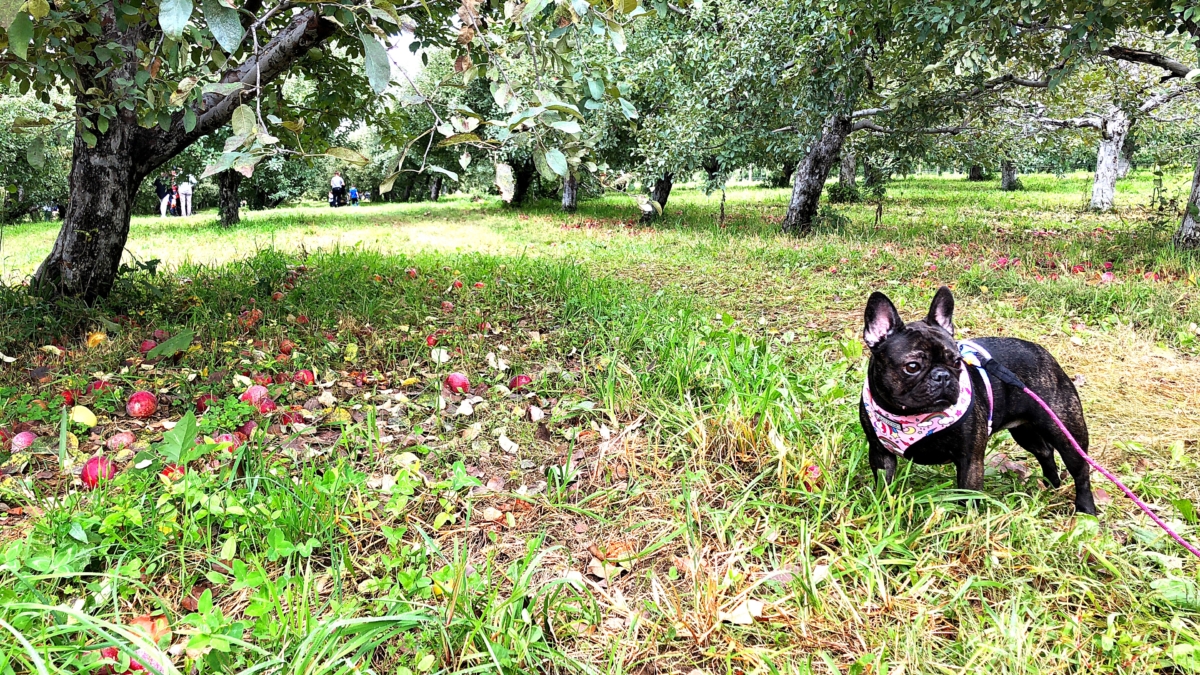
[863,286,962,415]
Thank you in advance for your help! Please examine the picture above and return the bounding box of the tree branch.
[1102,45,1192,79]
[852,119,969,134]
[1139,85,1194,113]
[1035,116,1103,130]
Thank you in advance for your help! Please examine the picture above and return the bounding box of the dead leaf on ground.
[718,599,764,625]
[480,507,503,522]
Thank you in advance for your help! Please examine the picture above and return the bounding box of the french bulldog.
[858,286,1096,514]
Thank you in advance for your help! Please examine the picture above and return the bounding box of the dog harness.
[862,341,994,456]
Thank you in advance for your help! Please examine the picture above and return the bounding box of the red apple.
[81,456,116,489]
[139,340,157,354]
[257,398,278,414]
[273,372,289,384]
[240,385,269,405]
[86,380,113,394]
[106,431,137,452]
[272,291,284,301]
[161,463,185,481]
[252,373,272,386]
[406,268,418,279]
[0,428,11,449]
[152,329,170,341]
[195,393,218,413]
[296,315,310,325]
[426,335,438,347]
[12,431,36,451]
[508,374,533,391]
[441,301,454,313]
[280,339,295,355]
[61,389,80,406]
[214,433,241,453]
[478,322,491,332]
[445,373,470,393]
[474,282,485,289]
[452,279,463,289]
[126,391,158,419]
[293,369,315,385]
[238,420,259,437]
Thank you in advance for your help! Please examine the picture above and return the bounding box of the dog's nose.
[931,368,953,386]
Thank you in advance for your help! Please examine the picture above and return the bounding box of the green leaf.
[230,104,256,138]
[608,25,626,52]
[532,149,556,182]
[159,0,193,40]
[426,165,458,182]
[27,0,49,20]
[618,97,638,120]
[158,410,198,464]
[495,163,515,202]
[325,146,370,166]
[147,329,194,359]
[437,133,481,147]
[1152,577,1200,610]
[0,1,22,29]
[202,82,246,96]
[203,0,243,53]
[26,138,44,169]
[8,12,32,60]
[544,148,568,177]
[588,79,604,100]
[184,107,197,133]
[378,170,401,195]
[550,119,581,134]
[360,32,391,95]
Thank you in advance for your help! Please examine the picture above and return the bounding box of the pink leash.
[1022,386,1200,560]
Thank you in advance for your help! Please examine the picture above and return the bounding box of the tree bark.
[1173,150,1200,249]
[1000,159,1020,191]
[967,165,987,181]
[640,172,673,223]
[31,118,140,299]
[429,176,443,201]
[511,158,536,206]
[218,170,243,227]
[1090,112,1131,211]
[840,152,856,189]
[1116,136,1134,179]
[782,115,852,234]
[562,174,578,212]
[31,7,337,300]
[401,179,414,202]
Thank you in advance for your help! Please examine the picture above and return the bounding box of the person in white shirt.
[177,173,194,217]
[330,171,346,207]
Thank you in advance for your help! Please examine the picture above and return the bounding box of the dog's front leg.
[869,441,897,486]
[954,443,985,492]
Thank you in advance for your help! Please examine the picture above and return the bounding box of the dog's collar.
[863,341,994,456]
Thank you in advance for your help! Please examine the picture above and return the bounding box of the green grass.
[2,171,1200,674]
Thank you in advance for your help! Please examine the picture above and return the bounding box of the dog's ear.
[925,286,955,336]
[864,292,903,348]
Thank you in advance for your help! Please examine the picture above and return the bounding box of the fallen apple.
[280,339,295,355]
[139,340,157,354]
[296,314,310,325]
[273,372,289,384]
[152,329,170,342]
[240,385,269,404]
[407,268,418,279]
[474,282,485,289]
[426,335,438,347]
[238,420,259,437]
[445,372,470,393]
[272,291,284,301]
[160,463,185,481]
[81,456,116,489]
[293,369,315,385]
[508,374,533,391]
[441,301,454,313]
[86,380,114,394]
[252,373,273,386]
[61,389,81,406]
[12,431,36,451]
[213,433,241,453]
[126,391,158,419]
[0,428,11,449]
[195,393,218,413]
[106,431,137,452]
[452,279,463,289]
[257,398,278,414]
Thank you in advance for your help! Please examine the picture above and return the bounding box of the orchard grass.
[1,171,1199,673]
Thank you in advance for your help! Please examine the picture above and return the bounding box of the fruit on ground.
[195,393,218,412]
[257,398,278,414]
[441,301,454,313]
[272,292,284,301]
[152,329,170,341]
[406,268,418,278]
[508,374,533,391]
[280,339,295,355]
[238,420,259,437]
[293,369,315,385]
[61,389,80,406]
[126,391,158,419]
[87,380,113,394]
[452,279,463,289]
[213,433,241,453]
[82,456,116,489]
[240,385,269,404]
[426,335,438,347]
[252,373,273,386]
[106,432,137,452]
[139,340,157,354]
[161,463,185,481]
[474,282,485,289]
[445,373,470,393]
[12,431,36,451]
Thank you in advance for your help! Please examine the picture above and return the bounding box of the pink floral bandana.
[862,341,994,456]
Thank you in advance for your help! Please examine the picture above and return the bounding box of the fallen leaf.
[1094,487,1112,506]
[461,423,482,441]
[481,507,503,522]
[40,345,63,356]
[498,435,519,454]
[86,332,107,349]
[485,476,506,492]
[318,390,337,407]
[528,405,545,422]
[718,599,764,625]
[574,521,588,533]
[457,399,474,416]
[430,348,451,364]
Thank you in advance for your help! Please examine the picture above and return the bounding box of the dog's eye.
[904,361,922,374]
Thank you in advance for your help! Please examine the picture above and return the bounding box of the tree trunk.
[31,120,141,300]
[840,152,856,189]
[640,172,673,224]
[1090,113,1131,211]
[1000,159,1020,191]
[1173,150,1200,249]
[782,115,852,234]
[511,158,536,206]
[430,176,443,201]
[562,174,578,212]
[401,179,414,202]
[1116,136,1134,179]
[218,170,242,227]
[967,165,986,181]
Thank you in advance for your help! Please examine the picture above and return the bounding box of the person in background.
[169,182,181,216]
[349,185,359,206]
[154,172,171,217]
[178,172,194,217]
[330,171,345,207]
